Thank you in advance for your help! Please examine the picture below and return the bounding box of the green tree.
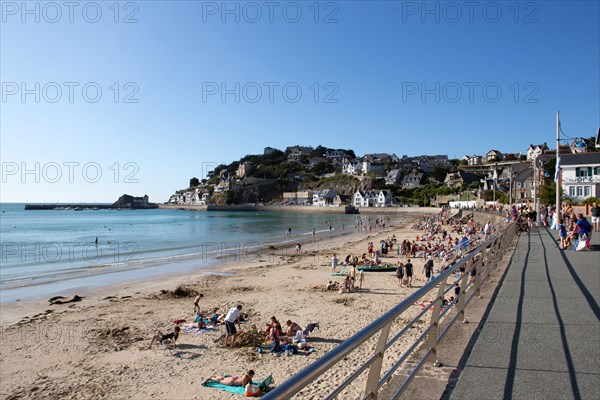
[189,177,200,187]
[539,182,564,205]
[432,166,450,183]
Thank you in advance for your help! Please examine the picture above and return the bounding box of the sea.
[0,204,368,303]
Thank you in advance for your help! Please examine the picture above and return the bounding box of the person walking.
[591,201,600,232]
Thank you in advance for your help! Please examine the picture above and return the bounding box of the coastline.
[0,210,444,399]
[0,212,417,325]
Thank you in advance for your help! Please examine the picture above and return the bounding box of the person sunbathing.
[147,326,180,349]
[209,370,254,387]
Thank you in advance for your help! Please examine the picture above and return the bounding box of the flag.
[554,155,561,182]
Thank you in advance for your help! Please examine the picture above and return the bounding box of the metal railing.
[263,220,517,400]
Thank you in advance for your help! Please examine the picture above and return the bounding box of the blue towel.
[202,379,262,396]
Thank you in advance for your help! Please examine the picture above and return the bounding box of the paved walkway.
[450,226,600,400]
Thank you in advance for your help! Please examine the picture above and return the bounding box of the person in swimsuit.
[147,326,180,349]
[193,293,204,313]
[209,370,255,386]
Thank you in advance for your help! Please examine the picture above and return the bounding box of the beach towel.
[202,381,247,396]
[182,324,215,335]
[202,375,273,396]
[329,267,347,276]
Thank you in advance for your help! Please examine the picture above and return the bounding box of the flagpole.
[555,111,561,229]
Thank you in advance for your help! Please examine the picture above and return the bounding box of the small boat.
[74,207,82,211]
[357,265,397,272]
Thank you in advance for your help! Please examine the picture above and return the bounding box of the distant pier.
[24,204,157,210]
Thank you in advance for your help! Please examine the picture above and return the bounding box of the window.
[569,186,576,196]
[584,186,591,197]
[577,186,583,197]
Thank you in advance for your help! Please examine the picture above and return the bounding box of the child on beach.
[558,219,567,249]
[193,293,204,313]
[357,270,364,289]
[331,254,339,273]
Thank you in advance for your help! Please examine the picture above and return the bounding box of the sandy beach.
[0,210,458,400]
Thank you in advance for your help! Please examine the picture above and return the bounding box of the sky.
[1,0,599,203]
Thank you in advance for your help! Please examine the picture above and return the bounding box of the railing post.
[426,274,449,366]
[364,322,393,399]
[457,269,470,324]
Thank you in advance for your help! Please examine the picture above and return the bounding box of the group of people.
[558,212,593,250]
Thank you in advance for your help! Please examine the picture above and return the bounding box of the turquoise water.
[0,204,365,302]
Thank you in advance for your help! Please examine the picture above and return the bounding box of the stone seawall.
[158,204,446,216]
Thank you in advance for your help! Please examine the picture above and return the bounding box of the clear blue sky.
[1,0,598,202]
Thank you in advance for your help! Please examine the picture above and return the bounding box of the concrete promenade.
[449,226,600,399]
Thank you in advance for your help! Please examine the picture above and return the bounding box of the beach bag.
[575,238,590,251]
[402,278,409,286]
[244,383,261,397]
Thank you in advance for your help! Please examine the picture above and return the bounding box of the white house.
[560,153,600,201]
[342,160,362,175]
[485,149,503,163]
[352,190,391,208]
[375,190,394,207]
[526,143,548,160]
[362,160,386,175]
[353,190,375,208]
[468,155,482,166]
[313,189,338,206]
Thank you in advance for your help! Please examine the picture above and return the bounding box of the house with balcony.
[560,153,600,202]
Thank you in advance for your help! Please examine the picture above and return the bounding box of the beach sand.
[0,212,446,400]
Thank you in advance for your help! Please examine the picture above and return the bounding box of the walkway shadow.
[536,229,580,398]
